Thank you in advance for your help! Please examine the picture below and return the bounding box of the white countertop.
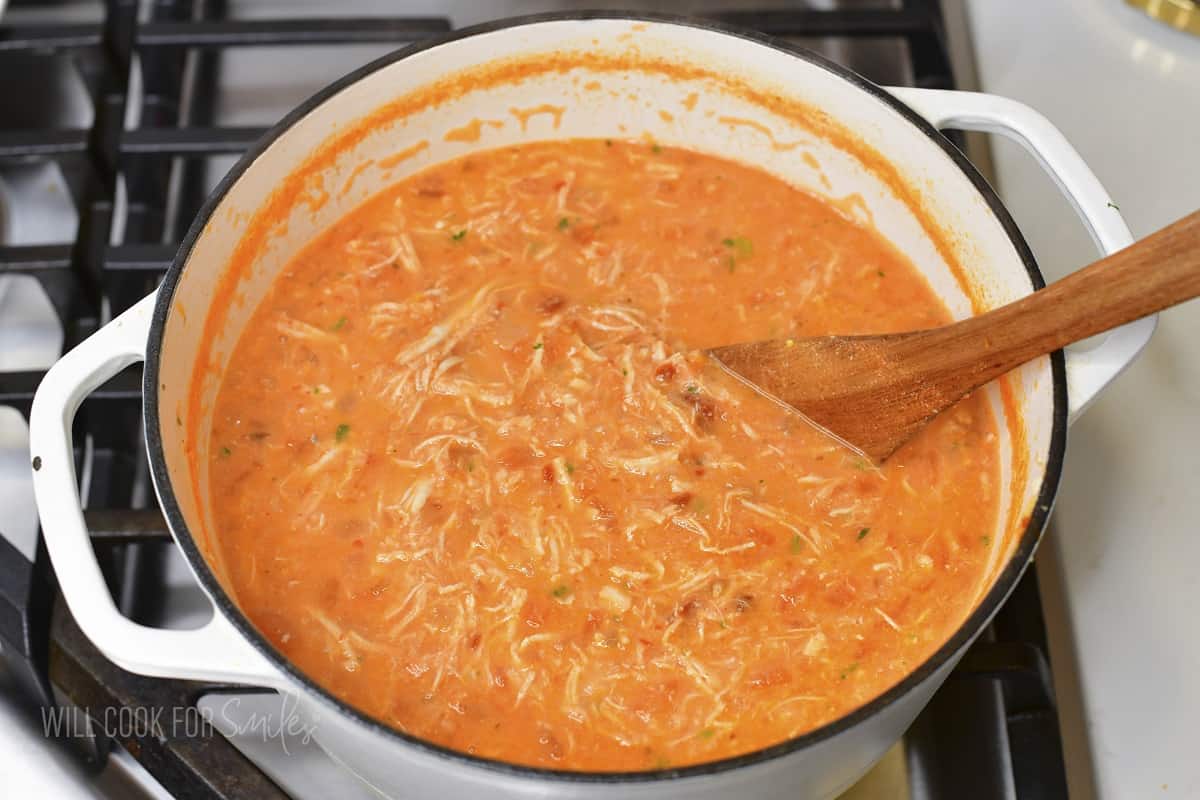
[962,0,1200,797]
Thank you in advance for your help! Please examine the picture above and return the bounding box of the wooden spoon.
[709,209,1200,463]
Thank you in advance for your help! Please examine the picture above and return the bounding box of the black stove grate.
[0,2,1067,798]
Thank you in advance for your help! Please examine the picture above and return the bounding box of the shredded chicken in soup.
[207,140,1001,770]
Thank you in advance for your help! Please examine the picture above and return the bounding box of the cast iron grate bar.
[104,243,178,271]
[120,126,268,156]
[0,371,50,412]
[0,16,449,55]
[0,130,89,160]
[0,23,102,52]
[0,365,141,432]
[0,243,198,278]
[86,509,173,544]
[0,245,95,330]
[1,244,177,274]
[2,126,273,161]
[0,244,74,273]
[137,17,452,48]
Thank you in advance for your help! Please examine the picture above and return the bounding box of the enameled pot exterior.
[29,14,1152,800]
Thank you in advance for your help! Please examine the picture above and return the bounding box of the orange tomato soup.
[207,140,1000,770]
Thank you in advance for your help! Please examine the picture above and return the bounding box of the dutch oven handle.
[887,87,1153,421]
[29,292,285,688]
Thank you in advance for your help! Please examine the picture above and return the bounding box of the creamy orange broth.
[207,140,1000,770]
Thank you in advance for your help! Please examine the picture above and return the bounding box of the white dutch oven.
[29,14,1152,800]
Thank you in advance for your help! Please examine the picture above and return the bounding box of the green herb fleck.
[552,584,571,599]
[219,446,232,458]
[605,139,614,147]
[699,728,715,739]
[621,368,629,376]
[451,228,467,241]
[557,217,570,230]
[686,384,699,394]
[790,533,803,555]
[466,460,474,473]
[335,423,351,442]
[722,235,754,259]
[565,462,576,475]
[981,534,992,546]
[728,255,737,273]
[857,527,871,541]
[1107,201,1120,211]
[849,457,870,471]
[840,662,859,680]
[651,143,662,154]
[877,270,885,278]
[331,316,347,331]
[533,342,544,350]
[312,386,322,395]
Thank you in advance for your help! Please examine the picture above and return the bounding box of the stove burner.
[0,2,1068,798]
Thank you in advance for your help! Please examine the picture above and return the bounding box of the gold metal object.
[1126,0,1200,36]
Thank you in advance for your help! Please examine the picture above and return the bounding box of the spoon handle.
[913,208,1200,395]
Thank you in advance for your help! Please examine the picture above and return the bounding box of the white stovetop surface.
[962,0,1200,797]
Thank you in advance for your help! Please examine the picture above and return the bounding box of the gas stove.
[0,2,1071,798]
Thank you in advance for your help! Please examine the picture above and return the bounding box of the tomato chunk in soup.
[206,140,1001,770]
